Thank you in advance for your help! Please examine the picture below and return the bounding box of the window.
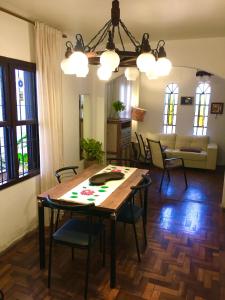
[163,83,179,134]
[193,82,211,136]
[0,56,39,189]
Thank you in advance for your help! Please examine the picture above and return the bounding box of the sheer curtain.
[35,22,63,192]
[106,74,132,118]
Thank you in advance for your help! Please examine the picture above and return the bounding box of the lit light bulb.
[97,66,112,81]
[155,57,172,76]
[100,50,120,71]
[136,52,156,73]
[60,57,76,75]
[76,65,89,77]
[124,67,139,81]
[146,61,158,80]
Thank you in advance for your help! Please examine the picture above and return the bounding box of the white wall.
[138,67,225,164]
[0,11,39,252]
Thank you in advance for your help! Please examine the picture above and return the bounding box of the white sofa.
[145,133,218,170]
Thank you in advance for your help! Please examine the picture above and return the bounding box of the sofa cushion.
[159,134,176,149]
[180,147,202,153]
[165,149,207,161]
[175,135,192,150]
[190,136,209,151]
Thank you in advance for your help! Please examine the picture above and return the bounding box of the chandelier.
[61,0,172,81]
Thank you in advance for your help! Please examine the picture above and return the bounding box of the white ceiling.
[1,0,225,42]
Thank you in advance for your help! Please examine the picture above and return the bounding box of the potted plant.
[112,100,126,119]
[81,138,104,168]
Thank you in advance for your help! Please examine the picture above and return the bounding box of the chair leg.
[102,229,106,267]
[167,170,171,181]
[142,216,147,248]
[84,246,91,300]
[132,223,141,262]
[183,167,188,189]
[159,170,165,192]
[48,238,53,288]
[55,209,60,231]
[71,247,74,260]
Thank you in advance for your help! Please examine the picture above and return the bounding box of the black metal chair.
[54,166,79,230]
[55,166,79,183]
[0,290,4,300]
[135,132,151,164]
[117,175,152,262]
[43,196,105,300]
[147,138,188,192]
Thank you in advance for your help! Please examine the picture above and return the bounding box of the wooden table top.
[37,164,149,213]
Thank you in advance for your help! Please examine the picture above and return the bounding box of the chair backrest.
[146,139,164,169]
[139,134,149,159]
[43,195,95,213]
[135,132,142,158]
[55,166,78,183]
[130,175,152,216]
[107,157,137,168]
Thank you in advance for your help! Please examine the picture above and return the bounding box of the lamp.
[131,107,146,122]
[61,0,172,80]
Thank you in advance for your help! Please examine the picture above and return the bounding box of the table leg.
[110,213,116,288]
[38,203,45,269]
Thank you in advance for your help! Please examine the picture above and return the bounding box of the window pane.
[193,83,211,136]
[17,125,28,177]
[15,69,36,121]
[0,66,6,122]
[0,127,7,185]
[163,83,178,134]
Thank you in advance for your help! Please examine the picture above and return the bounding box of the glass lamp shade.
[70,51,89,66]
[146,62,158,80]
[76,65,89,77]
[100,50,120,71]
[97,66,112,81]
[136,52,156,72]
[155,57,172,76]
[124,67,139,81]
[60,58,76,74]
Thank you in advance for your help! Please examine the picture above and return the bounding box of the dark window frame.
[0,56,39,190]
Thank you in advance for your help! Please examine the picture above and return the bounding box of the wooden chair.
[117,175,152,262]
[146,139,188,192]
[43,196,105,300]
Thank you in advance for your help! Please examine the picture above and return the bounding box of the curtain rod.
[0,7,67,38]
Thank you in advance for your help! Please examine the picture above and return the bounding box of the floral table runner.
[59,165,137,206]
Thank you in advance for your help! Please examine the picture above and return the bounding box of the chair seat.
[117,203,144,224]
[165,158,183,169]
[53,219,104,247]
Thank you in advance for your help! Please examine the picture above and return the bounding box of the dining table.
[37,163,148,288]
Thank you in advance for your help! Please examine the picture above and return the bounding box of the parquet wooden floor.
[0,166,225,300]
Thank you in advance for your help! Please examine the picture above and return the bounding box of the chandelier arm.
[91,23,112,52]
[85,20,112,50]
[156,39,165,51]
[66,41,74,48]
[117,25,125,51]
[119,20,140,49]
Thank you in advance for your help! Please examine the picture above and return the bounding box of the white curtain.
[106,74,132,118]
[35,22,63,192]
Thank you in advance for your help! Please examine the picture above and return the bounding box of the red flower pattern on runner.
[111,169,122,172]
[81,189,95,196]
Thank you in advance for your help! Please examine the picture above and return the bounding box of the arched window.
[163,83,179,134]
[193,82,211,136]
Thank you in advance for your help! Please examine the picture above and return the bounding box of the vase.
[84,159,98,168]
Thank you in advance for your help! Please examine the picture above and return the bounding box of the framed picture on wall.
[210,102,224,114]
[180,96,194,105]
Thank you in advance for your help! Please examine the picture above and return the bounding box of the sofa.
[145,133,218,170]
